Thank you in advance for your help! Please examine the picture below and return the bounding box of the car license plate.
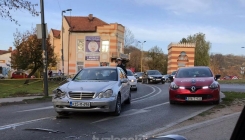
[186,97,202,101]
[70,102,90,107]
[156,79,161,81]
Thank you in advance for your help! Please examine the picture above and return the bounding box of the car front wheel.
[112,95,121,116]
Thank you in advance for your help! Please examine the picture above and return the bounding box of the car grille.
[176,94,213,100]
[68,92,95,100]
[185,86,202,92]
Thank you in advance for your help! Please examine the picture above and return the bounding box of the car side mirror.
[215,75,221,81]
[67,78,72,82]
[120,78,128,83]
[169,76,174,82]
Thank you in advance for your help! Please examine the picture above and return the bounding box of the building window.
[101,41,109,52]
[117,41,122,53]
[77,39,85,52]
[77,62,84,72]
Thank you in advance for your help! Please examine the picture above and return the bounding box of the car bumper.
[169,88,220,103]
[149,78,164,83]
[129,82,137,88]
[52,96,117,113]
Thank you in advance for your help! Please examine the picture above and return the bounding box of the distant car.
[171,71,177,79]
[134,72,143,82]
[127,69,137,91]
[169,66,221,104]
[142,70,165,84]
[52,67,131,116]
[11,71,28,79]
[163,74,171,83]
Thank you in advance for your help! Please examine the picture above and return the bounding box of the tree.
[180,33,211,66]
[0,0,38,25]
[11,28,57,83]
[125,46,141,72]
[146,46,167,74]
[124,27,135,50]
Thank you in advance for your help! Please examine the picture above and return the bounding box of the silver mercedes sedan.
[52,67,131,116]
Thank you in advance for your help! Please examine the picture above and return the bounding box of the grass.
[198,91,245,117]
[218,79,245,84]
[0,79,66,98]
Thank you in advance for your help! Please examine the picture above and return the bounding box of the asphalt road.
[0,83,243,140]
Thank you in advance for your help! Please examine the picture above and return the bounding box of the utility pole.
[40,0,48,97]
[138,41,146,72]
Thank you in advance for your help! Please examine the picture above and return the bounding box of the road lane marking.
[132,85,163,103]
[16,106,54,113]
[0,117,53,131]
[91,102,169,124]
[132,85,156,101]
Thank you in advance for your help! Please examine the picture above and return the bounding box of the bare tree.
[124,27,135,49]
[0,0,39,25]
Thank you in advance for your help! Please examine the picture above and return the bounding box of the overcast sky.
[1,0,245,55]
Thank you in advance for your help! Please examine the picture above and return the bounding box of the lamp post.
[138,41,146,72]
[61,9,72,74]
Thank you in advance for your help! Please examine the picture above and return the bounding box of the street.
[0,83,242,140]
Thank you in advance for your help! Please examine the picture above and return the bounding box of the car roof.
[178,66,210,70]
[83,67,117,70]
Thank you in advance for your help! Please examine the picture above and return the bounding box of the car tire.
[147,79,149,84]
[213,100,220,105]
[56,111,69,116]
[170,100,175,104]
[125,91,131,104]
[135,88,137,91]
[112,95,121,116]
[162,81,165,84]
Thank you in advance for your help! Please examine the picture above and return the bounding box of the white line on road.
[16,106,54,113]
[132,85,156,101]
[91,102,169,124]
[0,117,53,131]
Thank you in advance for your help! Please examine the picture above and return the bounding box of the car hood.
[127,76,136,80]
[59,80,118,93]
[174,77,214,86]
[148,74,163,77]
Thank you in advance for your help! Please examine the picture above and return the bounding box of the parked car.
[134,72,143,82]
[169,66,221,104]
[142,70,165,84]
[127,69,137,91]
[11,71,28,79]
[52,67,131,116]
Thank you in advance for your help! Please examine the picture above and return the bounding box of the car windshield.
[176,68,213,78]
[73,68,118,81]
[171,71,177,75]
[127,70,134,76]
[136,72,143,76]
[148,70,161,75]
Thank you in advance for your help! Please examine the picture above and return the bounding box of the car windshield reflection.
[176,68,213,78]
[148,70,161,75]
[73,68,118,81]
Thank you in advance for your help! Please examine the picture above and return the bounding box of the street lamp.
[61,9,72,74]
[138,41,146,72]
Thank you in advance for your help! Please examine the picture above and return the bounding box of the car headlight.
[98,89,113,98]
[131,79,136,82]
[209,82,219,89]
[170,82,179,89]
[149,76,153,79]
[139,76,142,78]
[54,89,66,98]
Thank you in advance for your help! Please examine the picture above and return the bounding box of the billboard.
[85,36,100,61]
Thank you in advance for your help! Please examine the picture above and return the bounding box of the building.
[167,43,195,74]
[0,47,12,77]
[49,14,129,75]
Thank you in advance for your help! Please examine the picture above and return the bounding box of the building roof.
[64,14,109,32]
[51,29,60,38]
[0,50,11,55]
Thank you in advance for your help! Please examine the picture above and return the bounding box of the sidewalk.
[153,112,240,140]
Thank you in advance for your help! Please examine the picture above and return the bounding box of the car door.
[118,68,128,102]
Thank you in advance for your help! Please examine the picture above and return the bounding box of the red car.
[11,71,28,79]
[169,66,221,104]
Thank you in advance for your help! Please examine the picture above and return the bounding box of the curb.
[154,112,241,136]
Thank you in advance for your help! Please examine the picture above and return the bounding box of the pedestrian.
[116,58,127,74]
[48,69,53,78]
[58,69,62,76]
[101,62,107,67]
